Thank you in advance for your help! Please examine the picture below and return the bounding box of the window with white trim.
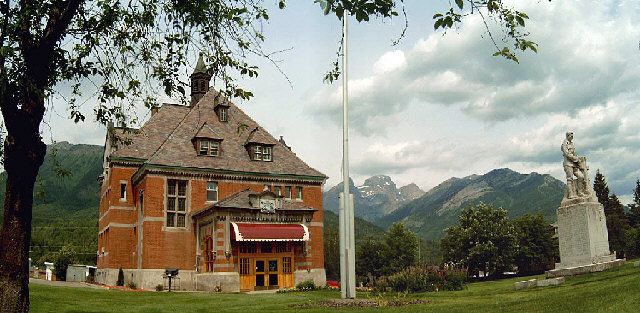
[198,139,220,156]
[251,145,272,161]
[219,107,228,122]
[207,181,218,202]
[296,186,303,200]
[285,186,292,199]
[120,182,127,201]
[167,179,188,228]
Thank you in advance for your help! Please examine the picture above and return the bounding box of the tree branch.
[39,0,84,53]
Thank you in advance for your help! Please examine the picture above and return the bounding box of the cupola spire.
[190,53,212,106]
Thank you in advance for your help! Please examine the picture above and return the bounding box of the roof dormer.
[245,127,278,162]
[193,123,222,156]
[214,102,230,122]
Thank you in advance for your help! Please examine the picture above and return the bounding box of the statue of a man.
[561,132,588,198]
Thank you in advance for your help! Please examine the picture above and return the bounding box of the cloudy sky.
[42,0,640,202]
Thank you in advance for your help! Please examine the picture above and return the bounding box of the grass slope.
[30,261,640,312]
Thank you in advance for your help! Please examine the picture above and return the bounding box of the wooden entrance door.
[204,236,214,272]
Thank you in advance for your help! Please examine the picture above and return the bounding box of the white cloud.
[309,0,640,133]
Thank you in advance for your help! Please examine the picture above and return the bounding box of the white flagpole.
[340,8,356,299]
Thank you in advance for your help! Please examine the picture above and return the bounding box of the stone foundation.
[96,268,325,291]
[196,272,240,292]
[547,259,625,278]
[294,268,326,287]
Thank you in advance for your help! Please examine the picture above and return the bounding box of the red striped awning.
[231,223,309,242]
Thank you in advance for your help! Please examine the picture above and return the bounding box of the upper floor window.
[198,139,220,156]
[120,182,127,201]
[274,186,282,197]
[207,181,218,202]
[284,186,292,199]
[251,145,272,161]
[296,186,303,200]
[167,179,188,228]
[219,107,228,122]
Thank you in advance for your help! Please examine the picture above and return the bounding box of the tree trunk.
[0,103,47,312]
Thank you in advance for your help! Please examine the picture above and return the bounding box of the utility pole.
[339,9,356,299]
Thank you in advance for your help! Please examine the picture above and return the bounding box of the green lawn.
[30,262,640,313]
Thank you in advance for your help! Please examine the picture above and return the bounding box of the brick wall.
[99,170,325,273]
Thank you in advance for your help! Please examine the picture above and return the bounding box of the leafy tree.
[323,228,340,280]
[441,203,518,278]
[355,237,387,279]
[0,1,536,310]
[51,245,77,281]
[383,223,419,275]
[624,227,640,258]
[512,214,557,275]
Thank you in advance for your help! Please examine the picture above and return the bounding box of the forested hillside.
[0,141,103,265]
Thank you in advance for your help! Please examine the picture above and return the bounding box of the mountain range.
[0,142,566,264]
[325,169,565,241]
[323,175,425,222]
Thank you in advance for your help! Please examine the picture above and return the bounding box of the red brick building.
[96,57,327,291]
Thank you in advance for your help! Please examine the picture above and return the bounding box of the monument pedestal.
[546,200,624,278]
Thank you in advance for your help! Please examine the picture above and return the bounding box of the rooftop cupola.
[190,54,212,106]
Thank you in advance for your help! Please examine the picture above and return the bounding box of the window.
[198,140,220,156]
[219,107,228,122]
[261,242,272,253]
[296,186,303,200]
[167,179,188,228]
[282,257,292,274]
[285,186,292,199]
[274,186,282,196]
[276,242,290,253]
[120,183,126,200]
[240,242,256,253]
[263,146,272,161]
[251,145,273,161]
[207,181,218,202]
[240,258,250,275]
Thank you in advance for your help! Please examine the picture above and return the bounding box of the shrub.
[295,279,316,291]
[116,268,125,286]
[126,281,137,289]
[155,284,164,291]
[385,265,467,293]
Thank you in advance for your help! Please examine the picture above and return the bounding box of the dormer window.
[198,139,220,156]
[251,145,272,161]
[219,107,228,122]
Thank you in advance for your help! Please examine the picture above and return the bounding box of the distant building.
[67,265,97,283]
[96,56,327,291]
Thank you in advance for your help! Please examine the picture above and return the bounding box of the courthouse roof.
[109,91,326,179]
[191,189,315,219]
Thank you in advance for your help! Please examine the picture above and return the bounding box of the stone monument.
[547,132,624,277]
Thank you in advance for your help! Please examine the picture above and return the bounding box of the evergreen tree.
[593,169,610,206]
[627,180,640,228]
[607,194,630,258]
